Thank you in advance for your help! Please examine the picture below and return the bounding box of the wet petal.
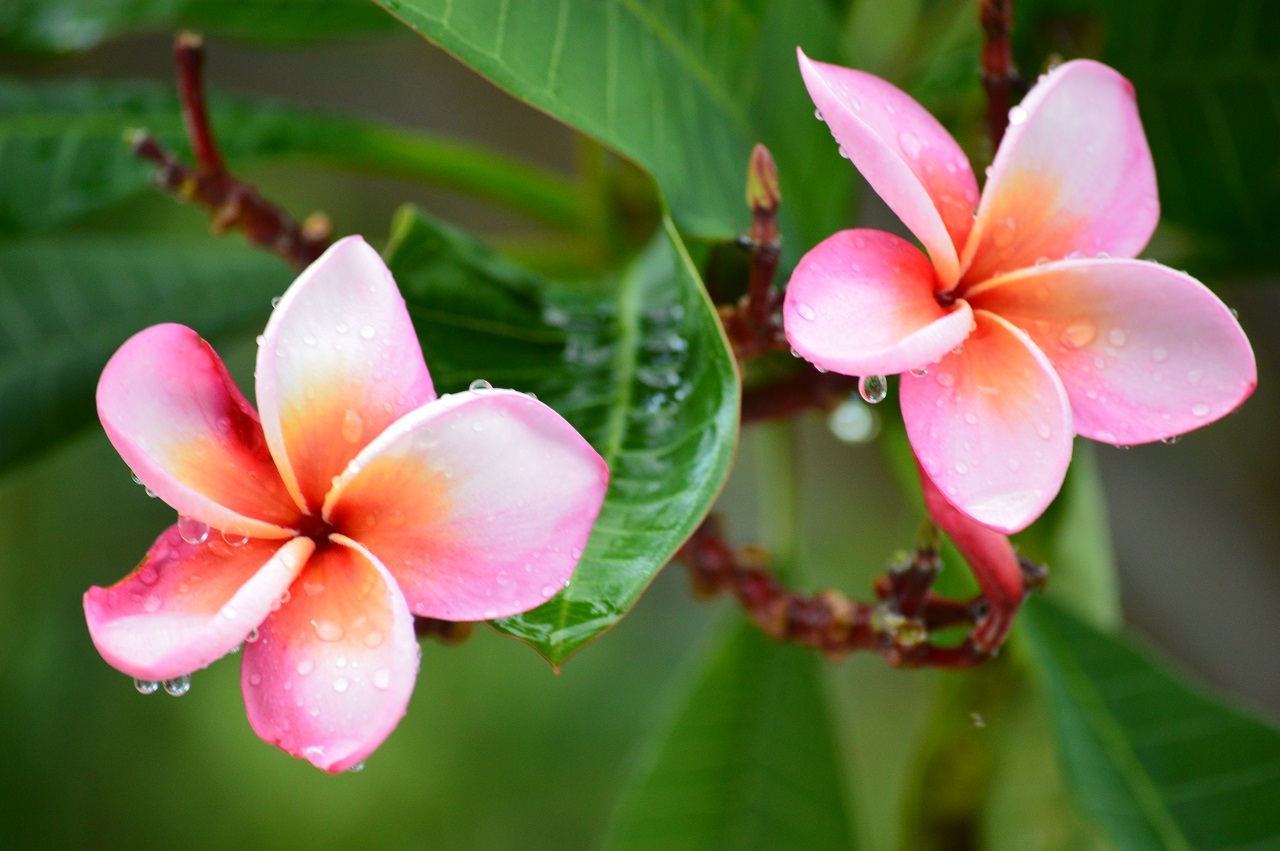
[83,528,312,681]
[900,311,1072,533]
[962,60,1158,284]
[968,258,1256,444]
[783,229,974,376]
[256,236,436,514]
[241,535,419,774]
[798,48,979,288]
[322,389,608,621]
[98,324,302,538]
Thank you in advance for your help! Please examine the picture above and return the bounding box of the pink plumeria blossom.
[786,51,1256,533]
[84,236,609,773]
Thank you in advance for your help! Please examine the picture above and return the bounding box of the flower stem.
[979,0,1024,151]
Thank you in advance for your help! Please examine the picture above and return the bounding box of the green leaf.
[374,0,855,251]
[383,207,739,664]
[605,619,857,850]
[0,0,396,54]
[0,78,581,237]
[1015,0,1280,271]
[0,236,289,474]
[1022,595,1280,850]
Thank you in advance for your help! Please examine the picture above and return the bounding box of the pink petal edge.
[798,48,979,289]
[84,530,312,681]
[241,535,420,774]
[322,388,609,621]
[784,229,974,376]
[901,310,1073,533]
[960,60,1158,285]
[255,235,436,514]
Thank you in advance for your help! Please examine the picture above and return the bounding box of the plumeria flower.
[785,51,1256,533]
[84,236,608,772]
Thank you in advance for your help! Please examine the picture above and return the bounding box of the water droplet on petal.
[936,372,956,388]
[1008,105,1028,126]
[347,760,366,773]
[312,619,345,642]
[138,564,160,585]
[297,659,315,676]
[469,379,492,392]
[246,627,260,643]
[221,528,249,547]
[363,631,383,648]
[1192,403,1210,417]
[797,304,817,321]
[163,674,191,696]
[909,367,929,377]
[360,324,377,340]
[271,297,282,308]
[248,672,262,686]
[1060,320,1096,349]
[342,409,364,444]
[858,374,888,404]
[373,668,391,689]
[1037,423,1053,440]
[220,604,237,620]
[178,515,209,545]
[333,677,350,693]
[134,679,160,695]
[1108,328,1127,347]
[898,131,923,159]
[1161,435,1181,445]
[303,334,317,346]
[1152,346,1169,363]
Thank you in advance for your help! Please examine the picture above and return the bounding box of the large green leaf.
[605,619,857,850]
[0,236,289,473]
[0,0,396,53]
[1016,0,1280,271]
[0,78,580,237]
[375,0,854,252]
[1022,596,1280,850]
[383,207,739,664]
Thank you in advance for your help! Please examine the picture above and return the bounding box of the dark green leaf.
[0,78,581,237]
[1015,0,1280,271]
[383,207,739,664]
[605,619,857,850]
[0,0,396,54]
[0,236,289,473]
[1022,595,1280,850]
[374,0,855,252]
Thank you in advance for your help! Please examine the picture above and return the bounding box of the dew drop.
[246,627,260,643]
[373,668,391,690]
[1187,369,1204,385]
[935,372,956,388]
[797,304,817,321]
[954,462,969,474]
[312,620,345,641]
[540,584,558,597]
[271,297,282,308]
[971,712,987,728]
[163,674,191,697]
[138,564,160,586]
[858,374,888,404]
[255,334,265,347]
[144,487,158,499]
[1152,346,1169,363]
[248,672,262,686]
[134,679,160,695]
[909,367,929,377]
[342,409,364,443]
[363,631,384,648]
[347,760,366,773]
[1162,435,1181,445]
[1037,423,1052,440]
[297,659,315,676]
[303,334,317,346]
[469,379,492,392]
[360,324,377,340]
[1192,403,1210,417]
[335,322,349,334]
[1108,328,1128,347]
[220,604,237,620]
[1060,320,1097,349]
[333,677,350,693]
[898,130,923,159]
[1008,105,1028,126]
[177,515,209,545]
[221,528,249,547]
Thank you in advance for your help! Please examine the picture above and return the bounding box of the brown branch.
[414,617,474,644]
[980,0,1025,151]
[129,32,333,271]
[678,515,1046,669]
[741,369,858,424]
[720,144,789,359]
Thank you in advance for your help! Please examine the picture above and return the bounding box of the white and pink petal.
[968,258,1256,444]
[798,49,980,288]
[84,529,312,682]
[255,236,436,514]
[97,324,302,538]
[961,60,1158,284]
[322,389,608,622]
[241,535,419,774]
[900,311,1073,533]
[784,229,974,376]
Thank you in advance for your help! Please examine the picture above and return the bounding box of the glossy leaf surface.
[1023,596,1280,850]
[383,208,739,664]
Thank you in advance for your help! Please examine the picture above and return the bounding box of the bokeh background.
[2,10,1278,849]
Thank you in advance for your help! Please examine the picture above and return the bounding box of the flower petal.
[241,535,419,774]
[98,324,303,538]
[83,528,312,681]
[968,258,1257,444]
[900,310,1072,533]
[961,60,1158,284]
[256,236,436,514]
[783,229,974,375]
[322,389,608,621]
[918,463,1023,652]
[798,48,979,288]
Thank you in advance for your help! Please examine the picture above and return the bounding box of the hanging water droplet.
[246,627,260,643]
[909,367,929,377]
[255,335,265,347]
[144,487,158,499]
[347,760,366,773]
[177,515,209,545]
[469,379,492,392]
[1008,105,1028,126]
[162,674,191,697]
[134,678,161,695]
[814,107,823,120]
[858,374,888,404]
[221,528,249,547]
[271,297,282,308]
[341,409,364,444]
[1161,435,1181,445]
